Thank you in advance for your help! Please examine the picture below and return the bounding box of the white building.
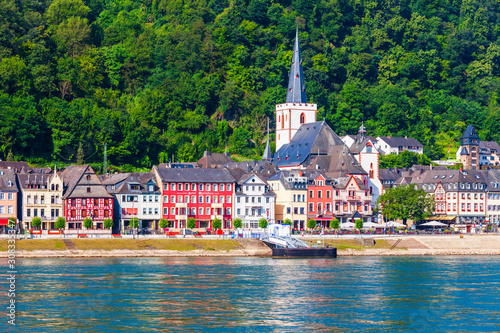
[375,136,424,155]
[233,173,276,229]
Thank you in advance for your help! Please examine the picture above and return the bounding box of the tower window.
[300,113,305,124]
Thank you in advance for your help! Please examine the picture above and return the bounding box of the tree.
[83,217,93,229]
[330,218,340,237]
[159,218,169,229]
[7,217,16,229]
[307,219,317,231]
[31,217,42,230]
[55,217,66,230]
[258,218,268,229]
[103,218,113,229]
[355,219,363,233]
[187,217,196,229]
[77,142,84,164]
[233,218,242,229]
[6,150,13,161]
[283,218,291,225]
[212,218,222,230]
[129,217,140,229]
[376,184,435,225]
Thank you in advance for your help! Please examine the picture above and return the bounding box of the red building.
[153,166,235,229]
[307,173,335,228]
[60,165,113,230]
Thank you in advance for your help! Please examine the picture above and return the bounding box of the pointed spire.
[358,121,366,139]
[262,117,272,160]
[286,28,307,103]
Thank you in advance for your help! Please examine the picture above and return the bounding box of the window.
[237,208,241,215]
[178,195,182,203]
[171,195,175,203]
[104,210,109,218]
[226,208,231,215]
[206,208,210,215]
[155,196,159,202]
[26,195,30,204]
[294,207,298,214]
[149,208,153,215]
[143,196,147,202]
[191,184,196,191]
[237,197,240,203]
[266,197,270,204]
[309,191,313,198]
[309,203,313,212]
[318,191,322,199]
[213,195,217,203]
[300,207,304,214]
[0,206,4,214]
[258,197,261,203]
[149,196,153,202]
[185,184,189,191]
[227,184,231,191]
[143,208,147,214]
[171,183,175,191]
[87,175,91,180]
[155,208,158,215]
[227,196,231,203]
[82,199,86,206]
[185,196,189,203]
[7,193,13,200]
[220,184,224,191]
[199,208,203,215]
[191,196,196,203]
[82,210,86,218]
[178,184,182,191]
[286,207,291,214]
[220,196,224,204]
[199,184,203,191]
[213,184,217,191]
[171,208,175,215]
[326,191,331,199]
[199,196,203,203]
[300,112,305,124]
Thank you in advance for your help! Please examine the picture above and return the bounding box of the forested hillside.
[1,0,500,169]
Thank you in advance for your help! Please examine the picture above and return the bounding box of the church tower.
[275,29,317,151]
[460,125,480,170]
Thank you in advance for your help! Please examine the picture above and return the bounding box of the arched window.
[300,113,305,124]
[281,115,285,129]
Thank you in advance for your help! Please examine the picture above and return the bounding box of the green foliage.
[233,218,242,229]
[159,218,169,229]
[55,217,66,229]
[330,218,340,230]
[355,219,363,230]
[103,218,113,229]
[7,217,16,228]
[258,218,268,229]
[2,0,500,165]
[212,218,222,230]
[283,218,291,225]
[31,217,42,229]
[187,217,196,229]
[83,217,93,229]
[376,184,435,224]
[129,217,139,229]
[380,151,432,169]
[307,219,316,229]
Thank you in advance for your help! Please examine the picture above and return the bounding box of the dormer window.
[87,187,91,193]
[86,175,91,180]
[149,185,154,192]
[7,181,12,187]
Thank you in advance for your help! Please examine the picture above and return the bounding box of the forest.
[1,0,500,170]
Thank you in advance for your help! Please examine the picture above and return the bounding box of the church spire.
[286,28,307,103]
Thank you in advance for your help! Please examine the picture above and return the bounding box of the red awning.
[0,219,9,226]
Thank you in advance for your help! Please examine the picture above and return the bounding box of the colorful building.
[0,169,18,232]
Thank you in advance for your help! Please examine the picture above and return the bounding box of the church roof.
[286,29,308,103]
[272,121,345,168]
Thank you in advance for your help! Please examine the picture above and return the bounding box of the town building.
[230,170,276,228]
[267,170,308,230]
[153,166,235,229]
[332,175,373,223]
[374,136,424,155]
[0,161,29,173]
[60,165,113,232]
[485,170,500,225]
[306,173,335,228]
[103,173,161,232]
[18,168,63,230]
[275,29,317,151]
[0,169,18,232]
[459,125,480,170]
[197,151,234,168]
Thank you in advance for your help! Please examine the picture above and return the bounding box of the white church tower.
[275,29,317,151]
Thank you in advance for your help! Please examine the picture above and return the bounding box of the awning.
[0,219,9,226]
[425,216,456,221]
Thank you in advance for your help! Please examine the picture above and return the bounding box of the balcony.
[175,202,188,208]
[347,196,361,200]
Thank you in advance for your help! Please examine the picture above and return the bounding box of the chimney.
[204,151,211,157]
[224,152,230,157]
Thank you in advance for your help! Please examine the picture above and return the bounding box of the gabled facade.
[0,169,18,232]
[153,167,235,229]
[60,165,113,231]
[18,168,63,230]
[233,173,275,228]
[332,175,373,223]
[267,170,308,230]
[306,173,335,228]
[486,170,500,224]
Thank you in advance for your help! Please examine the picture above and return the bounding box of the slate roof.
[395,169,488,193]
[155,167,235,183]
[273,121,345,168]
[479,141,500,153]
[262,138,272,160]
[224,160,278,179]
[113,173,160,195]
[486,169,500,192]
[460,146,469,155]
[59,165,112,199]
[0,161,29,172]
[99,173,130,186]
[286,29,308,103]
[306,144,367,177]
[0,169,18,192]
[461,125,480,141]
[377,136,423,148]
[197,151,234,168]
[17,173,53,190]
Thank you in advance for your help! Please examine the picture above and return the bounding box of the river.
[2,256,500,332]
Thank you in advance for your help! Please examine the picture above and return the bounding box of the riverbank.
[1,235,499,258]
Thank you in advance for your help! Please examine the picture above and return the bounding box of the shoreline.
[3,248,500,258]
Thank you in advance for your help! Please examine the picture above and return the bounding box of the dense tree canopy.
[2,0,500,168]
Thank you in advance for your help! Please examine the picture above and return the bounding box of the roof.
[377,136,423,148]
[348,137,376,154]
[155,167,236,183]
[307,144,367,176]
[59,165,112,199]
[0,161,29,172]
[395,169,488,193]
[460,146,469,155]
[99,173,130,186]
[197,151,234,168]
[114,173,160,195]
[479,141,500,153]
[262,138,272,160]
[273,121,345,167]
[0,169,18,192]
[17,173,53,190]
[286,29,308,103]
[461,125,480,141]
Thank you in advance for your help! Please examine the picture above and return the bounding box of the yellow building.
[267,170,308,230]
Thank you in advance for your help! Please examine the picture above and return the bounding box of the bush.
[283,218,291,225]
[355,219,363,230]
[233,218,242,229]
[83,217,93,229]
[187,217,196,229]
[129,217,140,229]
[330,218,340,230]
[307,219,317,229]
[7,217,16,229]
[212,218,222,230]
[258,218,268,229]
